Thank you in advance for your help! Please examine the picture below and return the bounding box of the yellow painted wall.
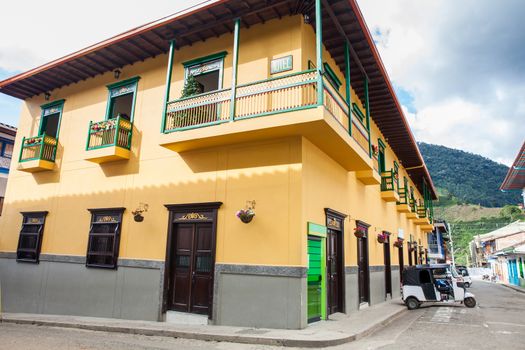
[0,15,429,270]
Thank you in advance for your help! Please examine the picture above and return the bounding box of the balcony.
[406,199,418,219]
[380,170,399,202]
[159,70,374,173]
[85,117,132,163]
[17,134,57,172]
[356,154,381,185]
[396,187,411,213]
[414,205,432,227]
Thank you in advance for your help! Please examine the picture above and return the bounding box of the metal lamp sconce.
[114,69,121,79]
[236,200,256,224]
[44,92,51,101]
[132,203,149,222]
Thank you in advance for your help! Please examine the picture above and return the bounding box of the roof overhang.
[500,140,525,191]
[0,0,436,198]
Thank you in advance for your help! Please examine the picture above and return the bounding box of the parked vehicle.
[401,264,477,310]
[456,265,472,288]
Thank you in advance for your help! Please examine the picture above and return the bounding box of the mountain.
[418,142,521,208]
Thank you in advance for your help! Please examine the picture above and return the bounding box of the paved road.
[0,281,523,350]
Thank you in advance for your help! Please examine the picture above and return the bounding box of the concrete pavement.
[1,299,406,348]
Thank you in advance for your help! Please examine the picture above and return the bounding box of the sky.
[0,0,523,165]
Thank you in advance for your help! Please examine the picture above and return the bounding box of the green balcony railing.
[417,205,429,219]
[381,169,399,193]
[409,198,417,213]
[163,69,372,156]
[86,116,132,151]
[19,133,57,163]
[398,186,409,205]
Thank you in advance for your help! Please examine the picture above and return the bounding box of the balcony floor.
[85,146,131,164]
[381,190,400,202]
[396,204,411,213]
[159,106,373,172]
[17,159,55,173]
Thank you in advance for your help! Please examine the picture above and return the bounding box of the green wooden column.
[230,18,241,121]
[364,76,371,156]
[344,41,352,136]
[161,39,176,133]
[315,0,324,105]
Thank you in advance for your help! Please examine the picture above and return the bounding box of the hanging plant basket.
[377,233,388,244]
[236,209,255,224]
[354,228,366,239]
[393,239,404,248]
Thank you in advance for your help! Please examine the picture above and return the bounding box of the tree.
[500,205,525,221]
[181,74,203,98]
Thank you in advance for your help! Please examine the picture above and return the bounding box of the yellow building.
[0,0,436,329]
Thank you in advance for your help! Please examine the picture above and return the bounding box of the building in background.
[0,0,436,329]
[500,140,525,208]
[428,220,448,264]
[0,123,16,215]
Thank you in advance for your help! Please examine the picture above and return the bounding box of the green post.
[230,18,241,121]
[85,121,92,151]
[315,0,324,106]
[39,133,45,161]
[344,41,352,136]
[19,136,25,162]
[364,76,371,157]
[113,117,120,147]
[161,39,176,133]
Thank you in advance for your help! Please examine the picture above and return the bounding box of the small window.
[183,52,226,95]
[419,270,431,284]
[86,208,124,269]
[16,211,48,263]
[106,78,140,121]
[39,101,65,139]
[2,142,13,158]
[323,63,342,91]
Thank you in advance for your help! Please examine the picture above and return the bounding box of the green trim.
[307,222,327,237]
[377,138,386,149]
[352,103,365,121]
[38,99,65,140]
[344,41,352,137]
[230,19,241,121]
[233,104,317,121]
[321,237,327,320]
[364,77,372,157]
[323,63,342,89]
[315,0,323,106]
[237,69,317,89]
[105,76,140,122]
[165,119,229,133]
[162,40,176,133]
[182,51,228,68]
[40,99,65,110]
[106,76,141,90]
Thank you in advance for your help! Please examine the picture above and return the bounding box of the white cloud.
[357,0,525,165]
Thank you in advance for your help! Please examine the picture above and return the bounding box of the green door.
[308,236,323,323]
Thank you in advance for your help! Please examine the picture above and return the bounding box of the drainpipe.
[230,18,240,121]
[161,39,176,133]
[344,40,352,136]
[315,0,324,106]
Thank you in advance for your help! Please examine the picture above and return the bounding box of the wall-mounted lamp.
[44,92,50,101]
[114,69,121,79]
[303,14,310,24]
[132,203,149,222]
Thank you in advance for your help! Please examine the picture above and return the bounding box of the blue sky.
[0,68,22,126]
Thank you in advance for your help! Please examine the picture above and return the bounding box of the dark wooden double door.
[327,229,344,314]
[168,222,213,314]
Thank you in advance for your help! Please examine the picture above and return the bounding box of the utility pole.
[447,222,456,268]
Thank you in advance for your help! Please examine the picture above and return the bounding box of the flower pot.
[239,214,255,223]
[377,236,387,244]
[133,214,144,222]
[354,231,365,239]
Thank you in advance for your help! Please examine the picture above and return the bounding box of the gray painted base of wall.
[213,264,307,329]
[0,256,163,321]
[345,267,359,313]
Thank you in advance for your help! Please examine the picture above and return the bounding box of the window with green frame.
[105,77,140,121]
[39,100,65,139]
[182,51,227,95]
[323,62,342,91]
[378,138,386,173]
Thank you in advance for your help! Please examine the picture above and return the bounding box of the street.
[0,281,524,350]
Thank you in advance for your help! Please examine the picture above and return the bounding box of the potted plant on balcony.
[377,232,389,244]
[354,227,366,239]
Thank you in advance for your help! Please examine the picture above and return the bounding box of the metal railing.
[381,169,399,193]
[398,186,409,205]
[19,133,57,163]
[86,116,132,150]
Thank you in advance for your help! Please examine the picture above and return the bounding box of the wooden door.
[327,229,343,314]
[398,245,404,282]
[383,239,392,297]
[169,222,213,314]
[357,233,369,304]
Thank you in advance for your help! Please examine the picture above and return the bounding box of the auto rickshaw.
[401,264,476,310]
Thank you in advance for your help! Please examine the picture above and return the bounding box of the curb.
[1,308,407,348]
[500,283,525,295]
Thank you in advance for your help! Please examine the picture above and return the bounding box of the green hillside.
[418,142,521,207]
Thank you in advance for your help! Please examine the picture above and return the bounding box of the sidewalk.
[0,300,406,348]
[500,282,525,294]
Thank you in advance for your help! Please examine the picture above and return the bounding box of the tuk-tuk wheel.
[464,297,476,308]
[464,282,470,288]
[405,297,420,310]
